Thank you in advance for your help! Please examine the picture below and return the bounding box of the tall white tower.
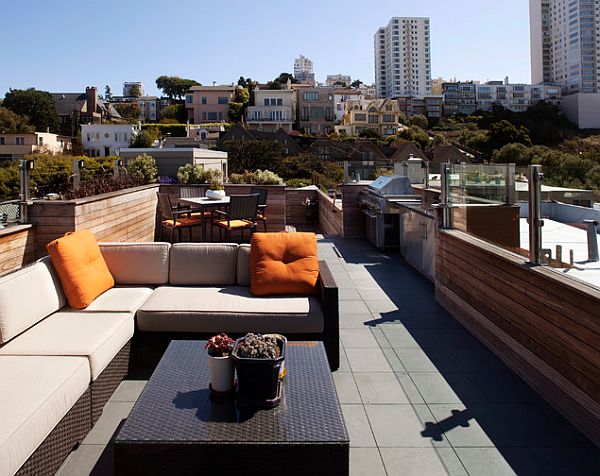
[374,17,432,99]
[294,55,315,84]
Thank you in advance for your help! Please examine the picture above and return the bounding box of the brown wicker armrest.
[318,260,339,370]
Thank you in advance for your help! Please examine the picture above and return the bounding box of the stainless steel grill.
[358,175,421,249]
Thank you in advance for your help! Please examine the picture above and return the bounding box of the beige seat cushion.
[0,355,89,476]
[0,257,66,344]
[0,311,133,379]
[137,286,323,334]
[83,287,153,313]
[99,242,171,285]
[169,243,239,285]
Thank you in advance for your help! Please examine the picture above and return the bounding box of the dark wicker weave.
[115,341,349,476]
[91,341,131,424]
[16,388,91,476]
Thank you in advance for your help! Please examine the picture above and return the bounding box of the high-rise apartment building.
[374,17,432,99]
[529,0,600,127]
[294,55,315,84]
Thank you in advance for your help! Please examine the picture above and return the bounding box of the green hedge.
[141,123,232,137]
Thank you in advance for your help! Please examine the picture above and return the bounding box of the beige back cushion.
[99,242,171,285]
[0,257,66,344]
[237,244,251,286]
[169,243,239,285]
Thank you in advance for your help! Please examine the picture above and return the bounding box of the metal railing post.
[19,159,34,224]
[528,165,544,265]
[583,219,599,262]
[440,162,452,229]
[73,159,83,189]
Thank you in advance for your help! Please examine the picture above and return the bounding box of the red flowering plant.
[205,333,235,357]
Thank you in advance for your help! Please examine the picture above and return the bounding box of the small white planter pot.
[207,354,234,393]
[206,189,226,200]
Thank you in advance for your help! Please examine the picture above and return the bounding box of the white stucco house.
[81,124,140,157]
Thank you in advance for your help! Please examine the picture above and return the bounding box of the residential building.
[81,124,140,157]
[530,0,600,127]
[110,96,161,122]
[431,77,446,95]
[476,81,562,112]
[123,82,144,96]
[52,87,122,137]
[374,17,432,99]
[442,82,477,115]
[245,83,297,132]
[325,74,352,87]
[296,86,335,135]
[424,96,443,119]
[0,132,72,160]
[218,123,302,155]
[358,83,378,99]
[294,55,315,84]
[333,89,363,123]
[336,99,403,137]
[119,148,227,178]
[185,85,237,124]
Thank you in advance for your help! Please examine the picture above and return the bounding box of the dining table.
[178,196,231,242]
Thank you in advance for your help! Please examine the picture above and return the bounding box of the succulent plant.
[205,333,234,357]
[235,333,281,359]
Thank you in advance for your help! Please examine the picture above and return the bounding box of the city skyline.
[1,0,531,97]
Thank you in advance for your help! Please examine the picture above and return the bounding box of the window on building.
[303,92,319,101]
[186,95,193,104]
[383,114,395,123]
[368,115,379,124]
[301,107,310,121]
[124,133,128,141]
[38,136,44,146]
[202,112,207,121]
[207,112,218,121]
[218,97,229,105]
[311,107,325,119]
[201,96,207,105]
[277,98,283,106]
[355,113,366,121]
[270,98,277,106]
[16,137,25,145]
[264,98,269,106]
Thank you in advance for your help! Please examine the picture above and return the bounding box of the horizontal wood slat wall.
[285,189,318,226]
[341,184,366,239]
[29,185,159,258]
[318,190,343,236]
[435,229,600,446]
[0,226,36,276]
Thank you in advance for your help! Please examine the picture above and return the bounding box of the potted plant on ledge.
[206,179,226,200]
[231,333,287,407]
[205,333,235,395]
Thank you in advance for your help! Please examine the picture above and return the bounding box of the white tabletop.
[179,196,231,207]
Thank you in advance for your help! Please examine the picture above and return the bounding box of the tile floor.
[56,237,600,475]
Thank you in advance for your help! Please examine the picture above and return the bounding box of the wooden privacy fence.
[436,229,600,446]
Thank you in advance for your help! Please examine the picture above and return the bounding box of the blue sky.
[1,0,531,97]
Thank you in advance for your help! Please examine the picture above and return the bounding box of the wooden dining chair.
[157,192,203,243]
[250,187,269,232]
[180,186,207,199]
[211,194,259,242]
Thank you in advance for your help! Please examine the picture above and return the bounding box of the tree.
[351,79,363,88]
[333,81,347,88]
[266,73,297,90]
[128,84,142,98]
[3,88,58,132]
[220,140,284,173]
[159,104,187,123]
[410,114,428,130]
[104,85,112,101]
[227,87,250,123]
[131,128,160,147]
[155,76,200,100]
[0,107,34,133]
[114,102,142,122]
[397,126,432,149]
[489,120,532,149]
[358,129,382,140]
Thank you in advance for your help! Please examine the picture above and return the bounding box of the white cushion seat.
[0,311,133,380]
[137,286,324,334]
[82,287,153,313]
[0,355,90,476]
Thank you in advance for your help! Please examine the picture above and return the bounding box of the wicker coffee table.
[114,340,349,476]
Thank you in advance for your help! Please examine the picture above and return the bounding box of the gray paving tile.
[365,404,449,448]
[382,347,406,372]
[333,372,362,404]
[108,380,147,402]
[349,448,387,476]
[364,299,400,314]
[380,326,435,349]
[339,288,363,300]
[370,327,391,348]
[454,448,517,476]
[338,346,352,372]
[357,286,393,301]
[340,300,371,315]
[55,444,105,476]
[82,401,134,445]
[339,313,380,329]
[409,372,486,404]
[340,328,380,348]
[342,404,377,448]
[465,371,543,404]
[393,348,456,372]
[444,347,507,372]
[395,372,425,404]
[427,404,496,447]
[381,447,467,476]
[354,372,410,404]
[345,347,393,373]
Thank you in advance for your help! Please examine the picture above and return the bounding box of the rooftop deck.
[56,237,600,476]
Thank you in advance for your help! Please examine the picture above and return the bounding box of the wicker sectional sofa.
[0,242,339,476]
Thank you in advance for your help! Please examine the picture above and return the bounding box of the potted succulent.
[205,333,235,394]
[206,179,226,200]
[231,333,287,406]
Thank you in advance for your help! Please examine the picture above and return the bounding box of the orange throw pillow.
[250,232,319,296]
[47,230,114,309]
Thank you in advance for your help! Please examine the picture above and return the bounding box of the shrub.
[285,178,312,188]
[61,174,142,200]
[131,128,160,148]
[177,163,207,184]
[126,154,158,184]
[255,169,283,185]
